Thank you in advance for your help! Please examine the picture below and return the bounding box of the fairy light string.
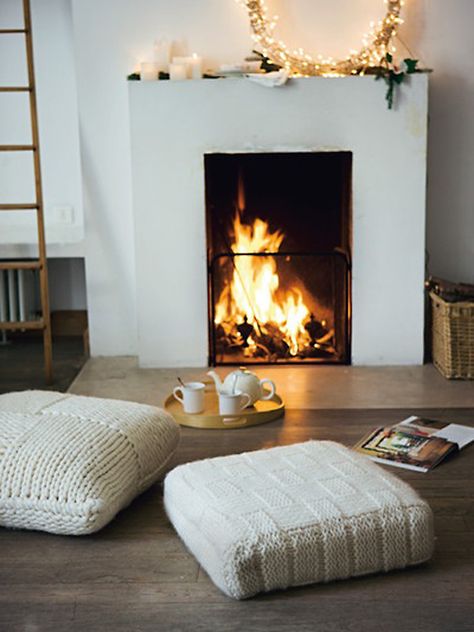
[239,0,405,77]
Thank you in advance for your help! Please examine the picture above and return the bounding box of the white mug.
[218,389,251,415]
[173,381,205,414]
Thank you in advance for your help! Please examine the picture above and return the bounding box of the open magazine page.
[400,416,474,449]
[353,421,459,472]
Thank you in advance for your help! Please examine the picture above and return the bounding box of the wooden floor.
[1,408,473,631]
[0,335,86,395]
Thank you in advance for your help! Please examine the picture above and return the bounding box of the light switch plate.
[49,205,75,224]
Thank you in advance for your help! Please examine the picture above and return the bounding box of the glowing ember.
[214,208,317,357]
[212,170,338,362]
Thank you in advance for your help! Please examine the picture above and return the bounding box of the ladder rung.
[0,261,41,270]
[0,144,36,151]
[2,0,53,384]
[0,203,39,210]
[0,320,44,331]
[0,86,31,92]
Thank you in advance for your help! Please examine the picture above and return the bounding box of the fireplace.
[205,152,352,365]
[129,75,428,367]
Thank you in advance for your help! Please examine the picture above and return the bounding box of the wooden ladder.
[0,0,53,384]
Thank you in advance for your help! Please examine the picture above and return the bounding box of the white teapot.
[207,367,276,407]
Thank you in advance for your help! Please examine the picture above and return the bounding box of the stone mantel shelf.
[131,74,421,86]
[129,74,427,108]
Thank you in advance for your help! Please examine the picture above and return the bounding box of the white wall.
[406,2,474,283]
[0,0,84,259]
[69,0,253,356]
[3,0,467,357]
[70,0,474,358]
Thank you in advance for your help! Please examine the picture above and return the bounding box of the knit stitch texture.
[0,390,180,535]
[164,441,434,599]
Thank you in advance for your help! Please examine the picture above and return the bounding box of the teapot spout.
[207,370,223,391]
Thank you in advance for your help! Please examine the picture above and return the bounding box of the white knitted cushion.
[0,390,180,535]
[164,441,434,599]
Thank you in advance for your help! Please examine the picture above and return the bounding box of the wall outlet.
[49,205,75,224]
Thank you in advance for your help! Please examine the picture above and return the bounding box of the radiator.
[0,269,38,325]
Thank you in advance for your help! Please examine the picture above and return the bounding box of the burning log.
[300,343,336,359]
[215,324,243,357]
[253,322,291,359]
[213,180,339,362]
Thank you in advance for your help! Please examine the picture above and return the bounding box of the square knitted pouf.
[0,390,180,535]
[164,441,434,599]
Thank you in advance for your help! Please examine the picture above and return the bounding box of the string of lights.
[239,0,405,77]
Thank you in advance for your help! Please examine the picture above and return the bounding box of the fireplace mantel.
[129,75,428,367]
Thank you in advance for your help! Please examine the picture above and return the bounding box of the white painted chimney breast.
[129,75,428,367]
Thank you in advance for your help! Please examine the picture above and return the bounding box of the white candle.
[154,38,171,72]
[172,56,191,78]
[189,53,203,79]
[140,62,159,81]
[169,62,187,81]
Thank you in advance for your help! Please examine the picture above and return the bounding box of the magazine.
[354,416,474,473]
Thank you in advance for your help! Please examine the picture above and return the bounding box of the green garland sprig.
[375,53,419,109]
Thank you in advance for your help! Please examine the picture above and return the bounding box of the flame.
[215,208,312,357]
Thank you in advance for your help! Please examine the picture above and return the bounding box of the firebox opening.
[205,152,352,365]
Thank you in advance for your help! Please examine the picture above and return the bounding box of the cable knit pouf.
[164,441,434,599]
[0,390,180,535]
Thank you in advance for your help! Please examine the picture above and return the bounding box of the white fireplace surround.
[129,75,428,367]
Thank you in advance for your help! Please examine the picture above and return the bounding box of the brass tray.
[164,388,284,429]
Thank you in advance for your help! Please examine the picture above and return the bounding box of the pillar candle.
[154,38,172,72]
[172,56,191,78]
[169,62,188,81]
[140,62,159,81]
[189,53,203,79]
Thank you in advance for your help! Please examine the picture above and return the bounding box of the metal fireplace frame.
[208,249,351,366]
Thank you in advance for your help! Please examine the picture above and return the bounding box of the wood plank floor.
[1,408,473,632]
[0,336,86,395]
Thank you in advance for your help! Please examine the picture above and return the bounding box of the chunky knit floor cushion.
[164,441,434,599]
[0,390,180,535]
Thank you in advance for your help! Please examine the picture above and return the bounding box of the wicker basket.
[430,291,474,379]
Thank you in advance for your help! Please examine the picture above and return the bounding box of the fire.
[214,209,313,357]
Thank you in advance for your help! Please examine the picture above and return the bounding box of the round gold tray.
[164,388,285,429]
